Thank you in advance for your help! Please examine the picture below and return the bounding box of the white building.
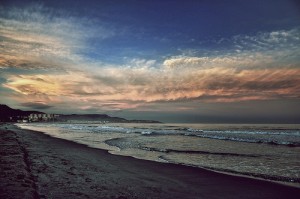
[29,113,58,122]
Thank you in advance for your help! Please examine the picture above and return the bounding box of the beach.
[1,123,300,199]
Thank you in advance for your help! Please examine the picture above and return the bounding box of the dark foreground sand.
[1,123,300,199]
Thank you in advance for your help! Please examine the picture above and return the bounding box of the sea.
[17,122,300,184]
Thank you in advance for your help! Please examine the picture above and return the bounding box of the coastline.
[1,123,300,199]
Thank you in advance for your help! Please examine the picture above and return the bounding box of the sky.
[0,0,300,123]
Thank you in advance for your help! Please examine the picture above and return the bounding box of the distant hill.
[58,114,160,123]
[58,114,128,122]
[0,104,44,122]
[0,104,161,123]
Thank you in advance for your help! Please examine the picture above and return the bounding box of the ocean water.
[17,122,300,184]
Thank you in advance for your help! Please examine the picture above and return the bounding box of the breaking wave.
[19,123,300,147]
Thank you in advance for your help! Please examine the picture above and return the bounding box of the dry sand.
[1,123,300,199]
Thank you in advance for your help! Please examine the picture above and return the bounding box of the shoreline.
[18,122,300,187]
[107,144,300,188]
[1,123,300,198]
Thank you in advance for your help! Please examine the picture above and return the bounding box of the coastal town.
[0,104,60,123]
[10,113,59,123]
[0,104,160,123]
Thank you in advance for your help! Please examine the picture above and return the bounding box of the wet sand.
[1,123,300,199]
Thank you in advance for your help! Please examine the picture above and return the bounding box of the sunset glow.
[1,0,300,123]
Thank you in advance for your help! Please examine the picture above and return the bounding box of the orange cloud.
[3,63,300,110]
[1,5,299,112]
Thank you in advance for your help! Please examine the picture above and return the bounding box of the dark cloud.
[71,90,111,96]
[20,102,52,110]
[205,76,300,91]
[1,1,300,123]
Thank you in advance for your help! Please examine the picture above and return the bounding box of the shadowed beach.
[1,1,300,198]
[1,123,300,199]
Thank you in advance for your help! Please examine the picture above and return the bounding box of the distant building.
[28,113,59,122]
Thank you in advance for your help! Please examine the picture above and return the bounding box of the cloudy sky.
[0,0,300,123]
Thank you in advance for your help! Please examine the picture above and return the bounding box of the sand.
[1,123,300,199]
